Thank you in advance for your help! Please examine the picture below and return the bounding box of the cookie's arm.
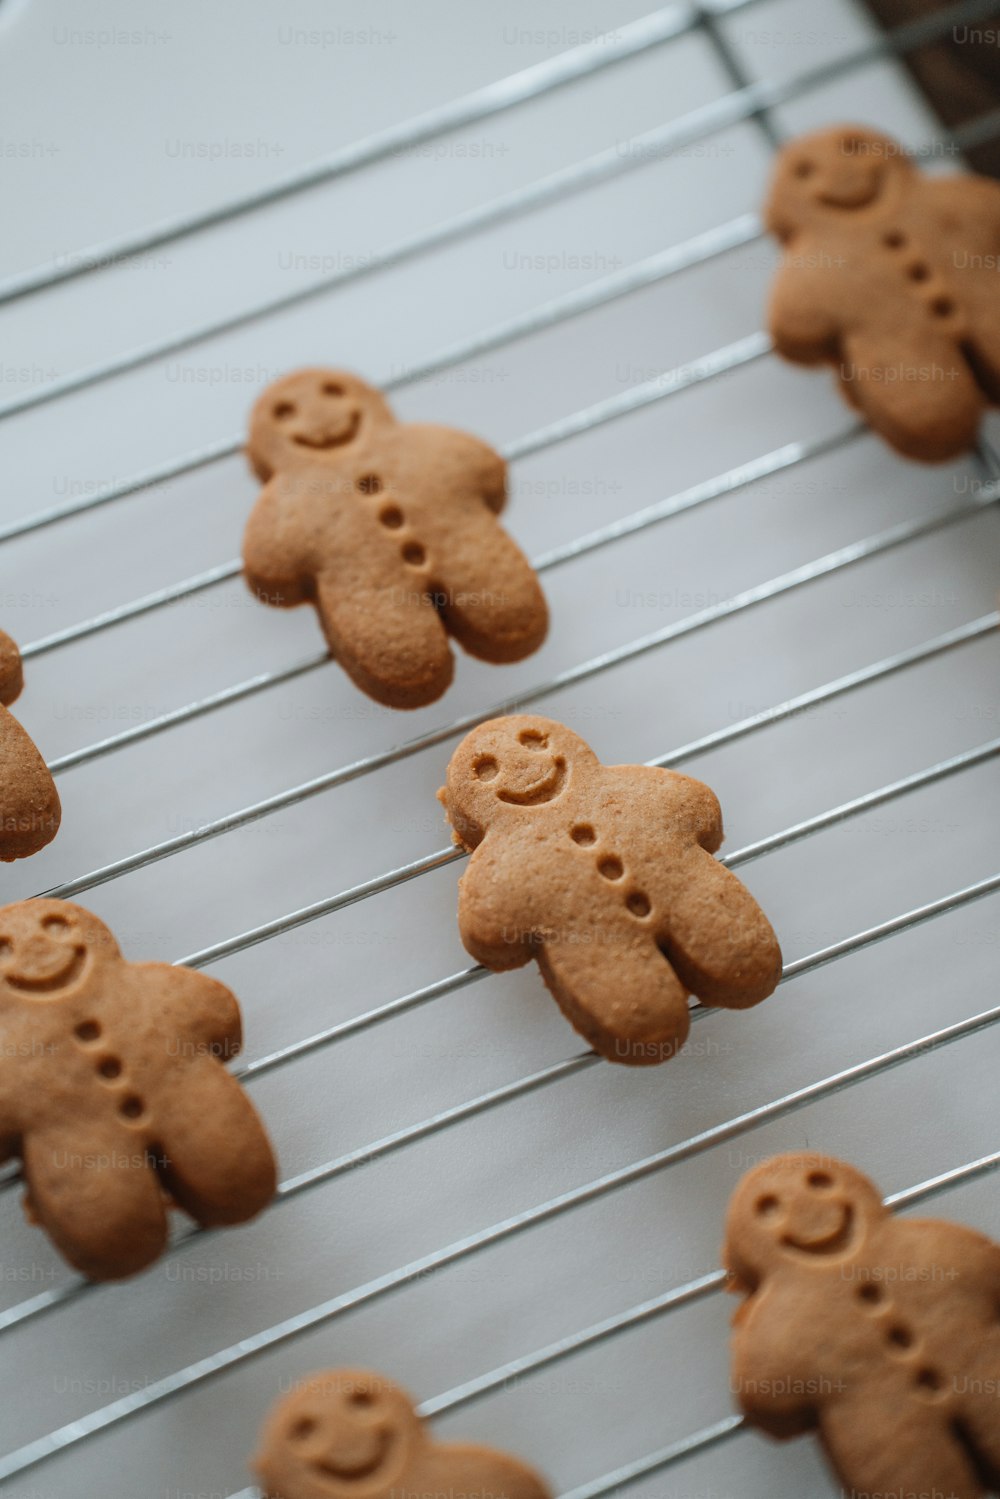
[767,257,842,365]
[906,1218,1000,1316]
[657,767,724,851]
[242,475,314,607]
[431,1446,551,1499]
[132,961,244,1062]
[730,1287,821,1437]
[621,766,723,851]
[0,1062,26,1161]
[456,844,541,971]
[928,172,1000,243]
[411,423,508,513]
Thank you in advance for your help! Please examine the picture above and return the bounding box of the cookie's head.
[0,899,116,1001]
[248,368,394,480]
[0,630,23,707]
[724,1153,884,1288]
[766,126,913,240]
[254,1369,423,1499]
[442,715,595,847]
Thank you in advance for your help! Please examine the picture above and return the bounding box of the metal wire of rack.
[0,0,998,1495]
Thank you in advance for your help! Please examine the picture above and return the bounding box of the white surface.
[0,1,998,1496]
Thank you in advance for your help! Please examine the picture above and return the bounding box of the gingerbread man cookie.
[725,1152,1000,1497]
[0,629,60,861]
[439,715,781,1065]
[243,369,548,708]
[766,124,1000,461]
[0,899,277,1279]
[253,1367,552,1499]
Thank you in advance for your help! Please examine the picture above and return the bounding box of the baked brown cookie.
[0,899,277,1279]
[243,369,548,708]
[254,1367,552,1499]
[439,715,781,1065]
[0,629,60,861]
[765,124,1000,461]
[725,1152,1000,1496]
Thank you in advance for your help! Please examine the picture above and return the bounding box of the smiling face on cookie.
[725,1154,884,1286]
[0,900,112,1001]
[256,1371,422,1499]
[767,127,912,240]
[248,369,394,480]
[444,716,596,846]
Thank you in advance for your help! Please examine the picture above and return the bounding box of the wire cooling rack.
[0,0,998,1495]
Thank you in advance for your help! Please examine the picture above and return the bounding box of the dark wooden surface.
[866,0,1000,174]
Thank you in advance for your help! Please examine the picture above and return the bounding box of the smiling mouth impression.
[292,412,361,450]
[314,1429,391,1482]
[819,164,883,211]
[497,756,568,806]
[3,947,88,995]
[782,1205,855,1257]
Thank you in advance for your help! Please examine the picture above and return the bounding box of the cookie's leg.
[959,1382,1000,1487]
[0,710,61,861]
[433,513,548,663]
[839,329,984,461]
[316,575,453,708]
[537,934,691,1065]
[962,322,1000,405]
[821,1402,984,1499]
[153,1061,276,1227]
[660,848,782,1009]
[23,1123,167,1280]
